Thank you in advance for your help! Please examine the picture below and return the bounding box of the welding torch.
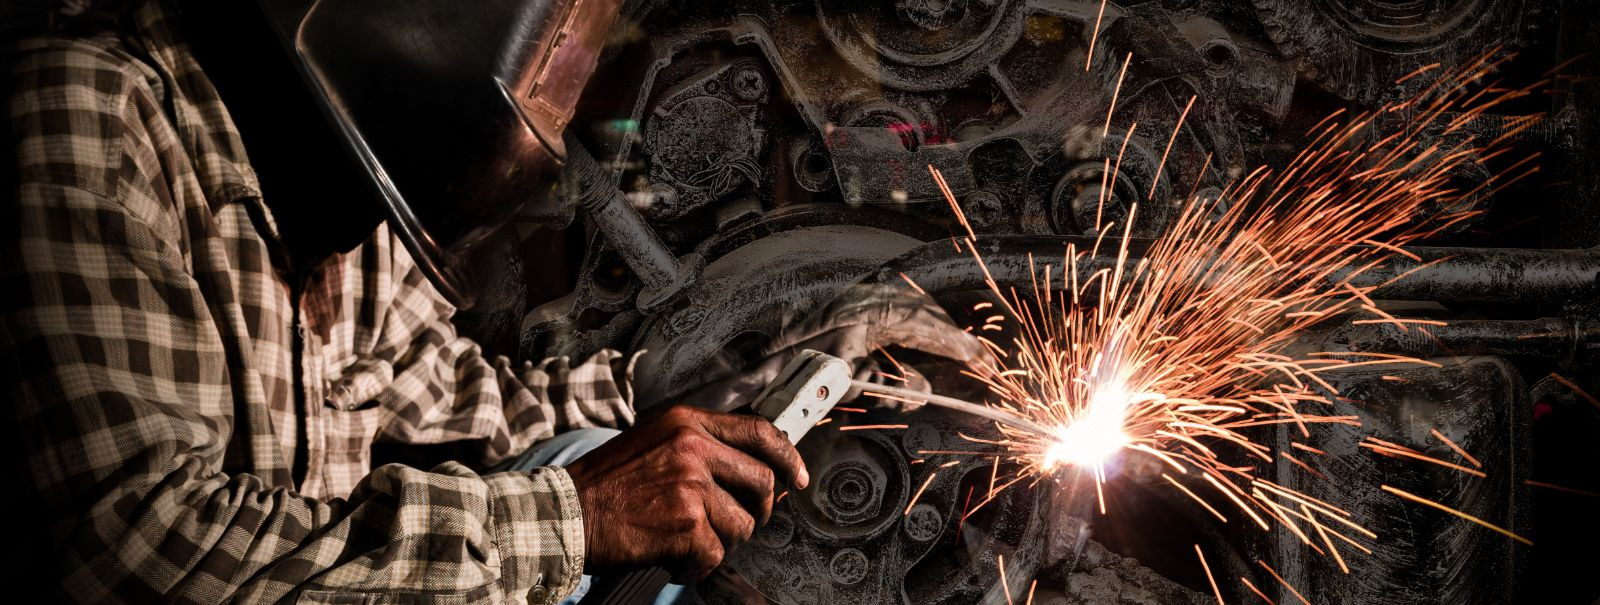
[580,351,1040,604]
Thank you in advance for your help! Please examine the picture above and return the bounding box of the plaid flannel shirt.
[2,2,637,602]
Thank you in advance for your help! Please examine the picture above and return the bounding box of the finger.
[701,442,777,524]
[671,522,726,584]
[701,486,758,550]
[699,412,809,489]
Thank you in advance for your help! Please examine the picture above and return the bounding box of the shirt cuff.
[485,466,586,604]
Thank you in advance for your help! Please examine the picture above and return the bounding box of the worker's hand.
[564,405,809,583]
[685,283,988,411]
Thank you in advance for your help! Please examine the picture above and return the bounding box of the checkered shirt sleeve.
[305,226,637,499]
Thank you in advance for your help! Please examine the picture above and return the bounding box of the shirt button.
[528,586,549,603]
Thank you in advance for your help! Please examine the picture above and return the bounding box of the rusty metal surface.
[447,1,1600,602]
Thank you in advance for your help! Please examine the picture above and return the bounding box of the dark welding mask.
[257,0,621,307]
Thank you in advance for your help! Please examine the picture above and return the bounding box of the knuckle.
[750,416,784,445]
[665,446,696,470]
[670,481,703,503]
[670,502,702,531]
[669,425,704,448]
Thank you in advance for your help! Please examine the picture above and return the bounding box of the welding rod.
[850,379,1054,436]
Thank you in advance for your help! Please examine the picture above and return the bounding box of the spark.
[929,165,974,241]
[1256,560,1310,605]
[1196,544,1224,604]
[838,424,910,431]
[998,554,1013,605]
[1381,485,1532,545]
[1304,504,1349,574]
[900,271,928,295]
[1102,121,1139,231]
[1085,0,1108,72]
[1162,473,1228,522]
[910,48,1546,597]
[1525,479,1600,500]
[1549,372,1600,411]
[1151,95,1197,200]
[907,471,939,515]
[1359,437,1487,477]
[1240,577,1276,604]
[1104,52,1133,137]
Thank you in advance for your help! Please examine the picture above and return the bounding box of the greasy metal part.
[1054,538,1208,604]
[1249,0,1542,103]
[1329,316,1598,360]
[629,223,928,408]
[1339,246,1600,303]
[723,405,1062,605]
[453,2,1590,602]
[1264,356,1530,604]
[562,132,702,311]
[584,0,1282,226]
[874,236,1600,305]
[641,58,769,221]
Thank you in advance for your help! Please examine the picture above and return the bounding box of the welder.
[0,1,982,603]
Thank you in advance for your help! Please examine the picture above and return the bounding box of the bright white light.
[1043,388,1139,469]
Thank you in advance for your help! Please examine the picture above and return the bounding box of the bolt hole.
[1204,42,1238,67]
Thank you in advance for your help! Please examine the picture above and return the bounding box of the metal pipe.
[1342,246,1600,303]
[1329,317,1596,359]
[563,132,699,310]
[875,235,1600,305]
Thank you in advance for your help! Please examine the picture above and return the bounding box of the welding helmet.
[257,0,621,307]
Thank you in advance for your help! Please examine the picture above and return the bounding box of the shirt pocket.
[321,356,395,495]
[326,356,395,411]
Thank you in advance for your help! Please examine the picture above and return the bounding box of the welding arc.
[852,380,1054,436]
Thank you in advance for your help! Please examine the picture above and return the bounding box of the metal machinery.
[453,1,1600,602]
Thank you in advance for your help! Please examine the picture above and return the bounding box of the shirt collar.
[129,1,282,242]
